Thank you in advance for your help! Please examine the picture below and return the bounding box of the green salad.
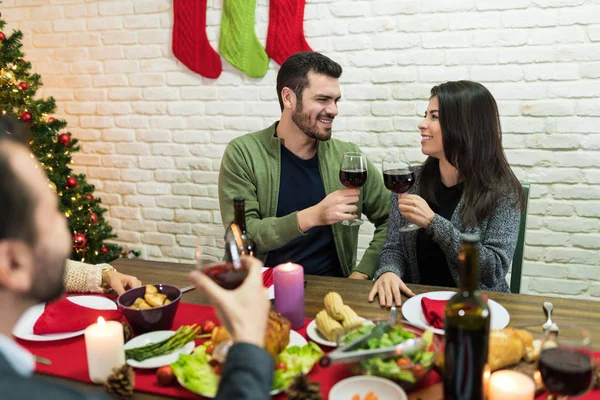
[344,324,436,384]
[171,341,323,397]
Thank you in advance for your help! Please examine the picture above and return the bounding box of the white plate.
[306,318,372,347]
[179,330,308,398]
[329,376,408,400]
[401,291,510,335]
[125,330,195,369]
[12,296,117,342]
[261,267,275,300]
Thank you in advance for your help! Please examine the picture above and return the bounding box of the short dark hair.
[276,51,343,111]
[420,81,525,227]
[0,115,37,244]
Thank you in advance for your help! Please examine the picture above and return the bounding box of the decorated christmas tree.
[0,15,122,263]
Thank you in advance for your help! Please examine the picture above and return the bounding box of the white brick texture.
[9,0,600,300]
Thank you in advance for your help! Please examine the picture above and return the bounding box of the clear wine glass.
[382,156,419,232]
[539,325,594,399]
[195,230,248,290]
[339,152,367,226]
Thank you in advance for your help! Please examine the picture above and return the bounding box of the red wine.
[203,262,249,290]
[383,169,414,193]
[539,347,593,396]
[339,169,367,188]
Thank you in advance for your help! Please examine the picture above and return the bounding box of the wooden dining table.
[35,258,600,399]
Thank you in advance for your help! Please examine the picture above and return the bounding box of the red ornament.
[58,133,71,146]
[66,176,78,189]
[47,117,55,122]
[90,212,98,224]
[0,32,5,42]
[18,82,28,91]
[19,112,31,123]
[72,233,88,250]
[86,194,94,201]
[101,246,109,254]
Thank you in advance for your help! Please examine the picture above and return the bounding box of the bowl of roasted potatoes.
[117,284,181,334]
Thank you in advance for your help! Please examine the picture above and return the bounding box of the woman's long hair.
[420,81,525,228]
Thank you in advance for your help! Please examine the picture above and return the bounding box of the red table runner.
[14,295,600,399]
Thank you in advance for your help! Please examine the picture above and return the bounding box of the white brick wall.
[6,0,600,300]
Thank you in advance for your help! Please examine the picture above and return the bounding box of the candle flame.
[97,316,106,327]
[282,262,295,271]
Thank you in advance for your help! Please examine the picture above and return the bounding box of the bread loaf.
[488,328,539,370]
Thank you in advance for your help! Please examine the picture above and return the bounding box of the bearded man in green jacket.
[218,52,390,280]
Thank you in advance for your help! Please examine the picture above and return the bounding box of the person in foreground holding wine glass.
[189,256,272,400]
[0,115,110,398]
[218,51,389,280]
[369,80,525,307]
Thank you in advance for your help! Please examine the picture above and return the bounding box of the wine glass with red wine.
[539,325,594,399]
[195,228,249,290]
[339,152,367,226]
[382,156,419,232]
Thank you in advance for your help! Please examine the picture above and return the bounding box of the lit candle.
[488,370,535,400]
[274,262,305,329]
[84,317,125,383]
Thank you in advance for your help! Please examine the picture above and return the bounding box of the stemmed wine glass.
[538,325,594,399]
[195,226,249,290]
[339,152,367,226]
[382,156,419,232]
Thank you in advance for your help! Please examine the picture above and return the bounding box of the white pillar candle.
[84,317,125,383]
[488,370,535,400]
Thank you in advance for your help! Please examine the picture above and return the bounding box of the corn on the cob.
[341,305,363,332]
[324,292,345,320]
[315,310,344,342]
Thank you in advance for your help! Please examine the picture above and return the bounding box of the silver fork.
[388,305,398,326]
[542,301,554,331]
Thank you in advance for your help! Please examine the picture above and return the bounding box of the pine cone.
[286,373,322,400]
[121,321,133,343]
[104,364,135,399]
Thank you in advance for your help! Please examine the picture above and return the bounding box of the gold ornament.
[48,181,57,192]
[1,69,15,82]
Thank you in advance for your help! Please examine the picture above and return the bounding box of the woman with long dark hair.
[369,81,525,307]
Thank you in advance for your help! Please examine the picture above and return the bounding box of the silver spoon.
[542,301,554,331]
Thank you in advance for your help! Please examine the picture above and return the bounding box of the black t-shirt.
[265,145,343,276]
[417,181,463,287]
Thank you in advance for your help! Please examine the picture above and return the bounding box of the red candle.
[273,263,305,329]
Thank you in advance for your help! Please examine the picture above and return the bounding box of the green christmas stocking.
[219,0,269,78]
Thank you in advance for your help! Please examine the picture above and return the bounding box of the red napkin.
[421,295,488,330]
[33,296,123,335]
[262,268,274,288]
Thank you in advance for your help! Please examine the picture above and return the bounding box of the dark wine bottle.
[443,233,490,400]
[233,197,256,257]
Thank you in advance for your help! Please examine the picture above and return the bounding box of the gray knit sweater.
[374,167,520,292]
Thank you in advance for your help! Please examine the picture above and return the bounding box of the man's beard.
[28,250,66,303]
[291,102,334,141]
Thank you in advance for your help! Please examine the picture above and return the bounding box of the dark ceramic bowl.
[117,284,181,335]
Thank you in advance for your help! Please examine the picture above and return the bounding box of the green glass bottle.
[443,233,490,400]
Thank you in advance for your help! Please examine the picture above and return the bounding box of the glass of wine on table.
[538,325,594,400]
[339,152,367,226]
[195,223,249,290]
[382,156,419,232]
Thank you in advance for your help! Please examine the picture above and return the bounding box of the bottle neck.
[459,242,479,293]
[233,202,247,233]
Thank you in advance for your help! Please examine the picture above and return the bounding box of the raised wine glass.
[539,325,594,399]
[195,226,249,290]
[382,156,419,232]
[339,152,367,226]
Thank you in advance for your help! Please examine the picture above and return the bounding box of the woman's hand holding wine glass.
[397,194,435,229]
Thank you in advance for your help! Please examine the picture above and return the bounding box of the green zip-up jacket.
[218,122,390,278]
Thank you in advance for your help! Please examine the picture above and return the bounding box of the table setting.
[10,225,600,400]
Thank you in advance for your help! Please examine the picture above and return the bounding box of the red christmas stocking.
[266,0,313,66]
[172,0,222,79]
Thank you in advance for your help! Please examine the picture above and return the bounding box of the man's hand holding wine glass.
[297,189,359,231]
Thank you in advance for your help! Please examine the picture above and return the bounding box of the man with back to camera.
[218,51,390,280]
